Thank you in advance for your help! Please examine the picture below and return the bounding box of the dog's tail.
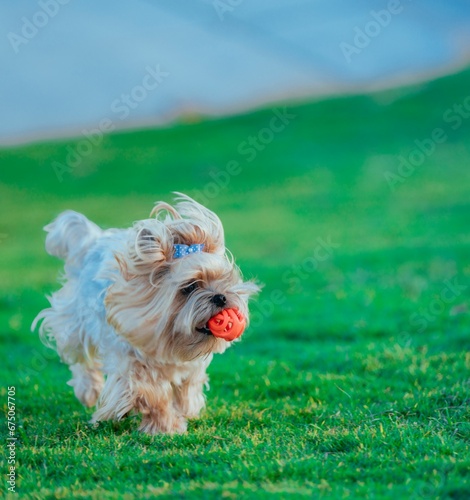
[45,210,102,267]
[32,211,103,355]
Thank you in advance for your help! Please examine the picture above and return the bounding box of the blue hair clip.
[174,244,205,259]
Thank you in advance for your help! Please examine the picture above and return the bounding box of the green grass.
[1,67,470,499]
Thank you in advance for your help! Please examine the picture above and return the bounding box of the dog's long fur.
[33,194,259,434]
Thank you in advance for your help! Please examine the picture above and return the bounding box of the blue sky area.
[2,0,470,144]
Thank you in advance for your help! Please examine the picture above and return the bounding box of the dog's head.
[105,193,260,362]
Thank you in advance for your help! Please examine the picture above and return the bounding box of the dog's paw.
[139,414,188,435]
[68,363,104,407]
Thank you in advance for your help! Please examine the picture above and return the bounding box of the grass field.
[1,67,470,499]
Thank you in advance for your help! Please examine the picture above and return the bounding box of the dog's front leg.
[92,371,187,434]
[172,374,208,419]
[137,378,187,434]
[91,371,134,423]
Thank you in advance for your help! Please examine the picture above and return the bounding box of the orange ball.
[208,308,246,341]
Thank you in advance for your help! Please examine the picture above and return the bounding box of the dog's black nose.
[211,294,227,307]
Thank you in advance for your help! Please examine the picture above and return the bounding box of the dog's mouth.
[196,324,212,336]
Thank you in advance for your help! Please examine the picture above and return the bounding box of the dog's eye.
[181,282,198,295]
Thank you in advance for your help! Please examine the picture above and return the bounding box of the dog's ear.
[135,226,169,265]
[116,221,172,281]
[106,220,173,348]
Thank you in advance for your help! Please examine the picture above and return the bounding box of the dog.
[33,194,259,434]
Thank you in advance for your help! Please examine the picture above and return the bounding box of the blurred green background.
[1,68,470,498]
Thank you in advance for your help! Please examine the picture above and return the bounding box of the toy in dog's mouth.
[196,308,246,341]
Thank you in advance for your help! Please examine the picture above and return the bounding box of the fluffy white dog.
[33,194,259,434]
